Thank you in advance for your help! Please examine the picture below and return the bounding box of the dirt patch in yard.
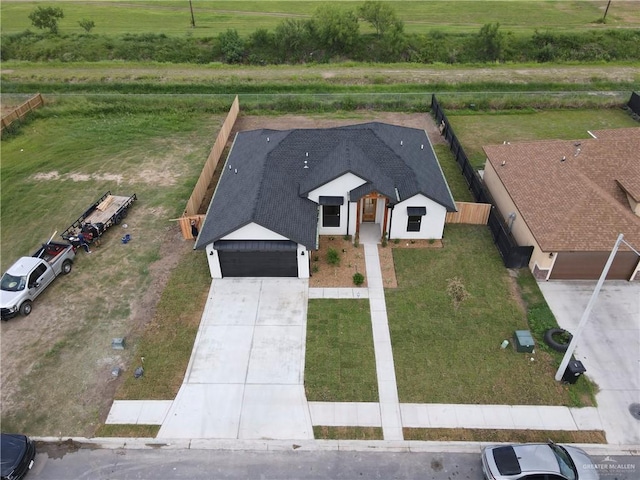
[0,221,191,437]
[232,111,446,145]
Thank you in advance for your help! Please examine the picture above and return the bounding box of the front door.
[363,198,377,222]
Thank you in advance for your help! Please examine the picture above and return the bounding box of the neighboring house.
[482,127,640,281]
[195,122,456,278]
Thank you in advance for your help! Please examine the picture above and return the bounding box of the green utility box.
[514,330,535,353]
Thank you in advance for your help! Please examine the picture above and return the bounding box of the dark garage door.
[216,240,298,277]
[550,251,639,280]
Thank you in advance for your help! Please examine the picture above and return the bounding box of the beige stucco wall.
[483,161,554,273]
[624,192,640,217]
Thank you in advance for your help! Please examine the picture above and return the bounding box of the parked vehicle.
[0,241,76,320]
[0,433,36,480]
[61,191,136,246]
[481,442,599,480]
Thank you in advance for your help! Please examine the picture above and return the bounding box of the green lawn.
[305,299,378,402]
[447,108,640,166]
[387,224,590,406]
[2,1,638,36]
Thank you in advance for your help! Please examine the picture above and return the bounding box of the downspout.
[388,205,394,238]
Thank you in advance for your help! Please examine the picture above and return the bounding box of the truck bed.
[34,242,72,264]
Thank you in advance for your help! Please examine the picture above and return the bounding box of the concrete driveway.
[538,281,640,445]
[157,278,313,440]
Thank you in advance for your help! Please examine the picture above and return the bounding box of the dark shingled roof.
[195,122,456,250]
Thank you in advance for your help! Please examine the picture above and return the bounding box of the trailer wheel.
[114,214,123,225]
[120,208,128,219]
[20,301,32,317]
[61,260,73,275]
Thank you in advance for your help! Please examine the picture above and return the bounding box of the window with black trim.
[323,205,340,227]
[407,215,421,232]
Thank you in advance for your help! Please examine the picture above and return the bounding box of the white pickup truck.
[0,241,76,320]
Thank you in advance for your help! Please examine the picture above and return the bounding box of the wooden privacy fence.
[446,202,491,224]
[178,95,240,239]
[1,93,44,134]
[178,214,206,240]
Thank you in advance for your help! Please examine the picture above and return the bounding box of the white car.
[481,442,599,480]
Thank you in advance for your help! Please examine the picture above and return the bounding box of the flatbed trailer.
[61,191,136,243]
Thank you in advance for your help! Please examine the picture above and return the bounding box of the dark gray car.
[481,442,599,480]
[1,433,36,480]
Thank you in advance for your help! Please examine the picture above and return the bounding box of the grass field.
[447,108,640,166]
[0,97,221,435]
[1,1,638,37]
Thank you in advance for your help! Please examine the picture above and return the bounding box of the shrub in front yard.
[353,272,364,286]
[327,247,340,266]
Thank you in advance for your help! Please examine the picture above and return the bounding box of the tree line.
[3,2,639,64]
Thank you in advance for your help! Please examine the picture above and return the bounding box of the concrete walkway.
[363,239,404,440]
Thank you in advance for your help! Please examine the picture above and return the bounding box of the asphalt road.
[27,447,640,480]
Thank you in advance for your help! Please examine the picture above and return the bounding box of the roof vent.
[400,140,403,146]
[303,160,309,169]
[267,137,270,142]
[501,160,506,167]
[561,156,566,162]
[234,168,238,174]
[305,152,309,157]
[421,144,424,150]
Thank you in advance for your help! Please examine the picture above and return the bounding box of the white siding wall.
[297,244,309,279]
[221,222,289,241]
[389,194,447,240]
[347,202,358,237]
[307,173,366,236]
[206,243,223,279]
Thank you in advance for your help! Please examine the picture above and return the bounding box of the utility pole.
[189,0,196,28]
[603,0,612,22]
[554,233,624,381]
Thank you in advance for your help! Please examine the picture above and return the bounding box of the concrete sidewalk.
[308,402,602,431]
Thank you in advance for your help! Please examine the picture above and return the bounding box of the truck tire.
[61,260,73,275]
[20,301,32,317]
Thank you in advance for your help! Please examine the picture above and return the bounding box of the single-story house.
[482,127,640,281]
[195,122,456,278]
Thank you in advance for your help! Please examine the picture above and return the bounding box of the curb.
[33,437,640,456]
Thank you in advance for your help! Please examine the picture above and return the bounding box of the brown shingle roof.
[483,127,640,252]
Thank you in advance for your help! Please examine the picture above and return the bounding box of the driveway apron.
[538,280,640,445]
[158,278,313,440]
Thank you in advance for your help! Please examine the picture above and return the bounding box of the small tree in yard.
[446,277,471,310]
[79,19,95,33]
[29,6,64,34]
